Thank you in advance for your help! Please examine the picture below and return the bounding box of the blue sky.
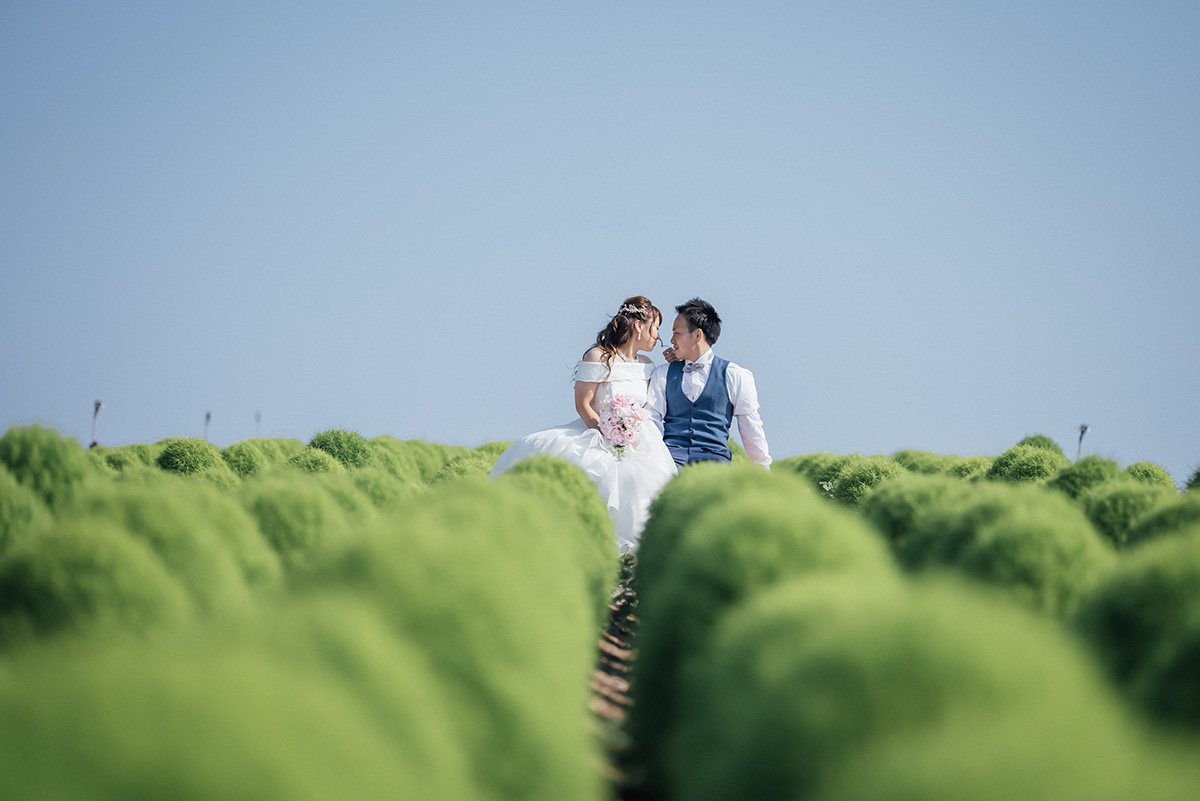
[3,2,1198,485]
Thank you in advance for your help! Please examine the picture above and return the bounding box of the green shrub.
[369,436,473,483]
[155,437,223,475]
[858,473,973,549]
[986,444,1069,483]
[1048,455,1121,500]
[222,440,267,478]
[100,443,155,470]
[1188,466,1200,493]
[0,424,92,510]
[1126,496,1200,548]
[1076,533,1200,728]
[0,603,477,801]
[637,463,792,601]
[349,466,420,510]
[1081,479,1178,548]
[308,428,375,469]
[667,577,1162,801]
[470,440,512,462]
[897,483,1114,617]
[249,438,305,464]
[68,484,255,614]
[630,479,896,796]
[287,447,345,474]
[891,449,964,475]
[239,474,352,574]
[1017,434,1065,456]
[309,482,602,801]
[0,520,192,647]
[825,454,907,506]
[812,691,1198,801]
[1124,461,1178,491]
[946,455,993,481]
[429,451,495,485]
[155,437,240,489]
[496,456,617,623]
[773,452,844,490]
[0,464,47,555]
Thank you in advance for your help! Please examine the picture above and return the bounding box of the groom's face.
[671,315,704,362]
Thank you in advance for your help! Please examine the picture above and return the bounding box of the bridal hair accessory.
[617,304,645,317]
[598,395,649,461]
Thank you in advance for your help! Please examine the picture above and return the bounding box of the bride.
[490,296,679,553]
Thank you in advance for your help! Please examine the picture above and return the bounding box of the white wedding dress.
[490,353,678,553]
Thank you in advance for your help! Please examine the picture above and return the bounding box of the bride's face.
[638,318,661,352]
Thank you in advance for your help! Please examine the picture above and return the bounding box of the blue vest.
[663,356,734,465]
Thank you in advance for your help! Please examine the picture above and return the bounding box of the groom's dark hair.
[676,297,721,344]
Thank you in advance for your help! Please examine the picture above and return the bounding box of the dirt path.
[590,554,648,800]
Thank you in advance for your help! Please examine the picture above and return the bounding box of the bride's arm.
[574,347,605,429]
[575,381,601,429]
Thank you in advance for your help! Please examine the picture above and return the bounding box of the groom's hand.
[663,347,678,363]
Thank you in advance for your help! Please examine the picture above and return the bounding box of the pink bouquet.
[598,395,649,461]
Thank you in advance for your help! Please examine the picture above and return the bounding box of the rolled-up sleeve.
[726,363,771,468]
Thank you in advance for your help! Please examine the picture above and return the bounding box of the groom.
[646,298,771,469]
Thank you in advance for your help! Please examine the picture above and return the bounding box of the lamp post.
[90,401,104,448]
[204,411,212,441]
[1076,424,1090,461]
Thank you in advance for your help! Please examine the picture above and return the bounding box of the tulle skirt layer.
[490,419,678,552]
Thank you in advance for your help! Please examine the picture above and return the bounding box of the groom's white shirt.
[646,349,772,468]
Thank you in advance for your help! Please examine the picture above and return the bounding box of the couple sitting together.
[491,296,771,553]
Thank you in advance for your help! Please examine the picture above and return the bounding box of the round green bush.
[986,444,1070,483]
[897,482,1115,617]
[428,451,495,485]
[1081,479,1178,548]
[98,443,155,471]
[812,693,1197,801]
[349,466,420,510]
[1017,434,1065,456]
[1075,533,1200,688]
[239,474,352,574]
[637,463,791,601]
[0,424,92,510]
[1048,455,1121,500]
[221,440,267,478]
[858,473,973,549]
[309,482,602,801]
[0,520,192,647]
[667,577,1148,801]
[0,464,47,555]
[825,454,908,506]
[287,447,345,474]
[308,429,374,469]
[496,455,617,623]
[249,438,305,464]
[946,455,993,481]
[155,437,223,475]
[1125,495,1200,549]
[630,480,896,796]
[891,450,964,475]
[1124,461,1178,491]
[369,436,473,483]
[0,604,477,801]
[68,484,255,615]
[773,452,844,490]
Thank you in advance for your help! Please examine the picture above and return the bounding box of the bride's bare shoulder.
[582,347,607,363]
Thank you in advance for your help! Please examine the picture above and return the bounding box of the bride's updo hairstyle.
[587,295,663,368]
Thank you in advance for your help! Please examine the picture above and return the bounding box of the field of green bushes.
[2,424,1199,800]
